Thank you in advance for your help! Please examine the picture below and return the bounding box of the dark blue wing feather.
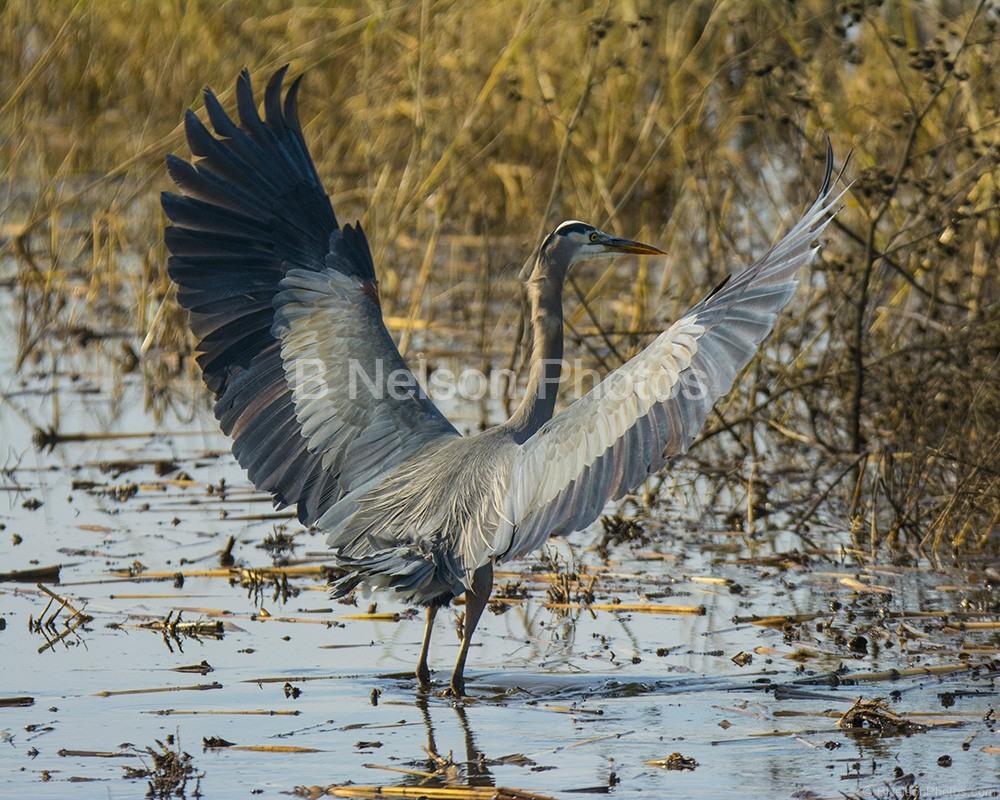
[163,68,454,525]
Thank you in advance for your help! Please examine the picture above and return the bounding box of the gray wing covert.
[162,68,457,525]
[493,144,843,561]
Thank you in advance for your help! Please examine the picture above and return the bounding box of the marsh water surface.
[1,268,998,800]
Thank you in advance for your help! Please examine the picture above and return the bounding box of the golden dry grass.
[1,0,997,550]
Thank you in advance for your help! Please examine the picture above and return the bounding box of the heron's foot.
[447,675,467,698]
[416,663,431,688]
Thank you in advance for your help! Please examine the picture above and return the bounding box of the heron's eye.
[589,231,599,242]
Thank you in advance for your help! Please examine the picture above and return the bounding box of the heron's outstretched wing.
[493,144,843,561]
[162,68,457,525]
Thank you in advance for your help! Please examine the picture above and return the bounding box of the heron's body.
[326,430,513,604]
[163,68,842,696]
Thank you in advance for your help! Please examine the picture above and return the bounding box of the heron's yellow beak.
[599,233,666,256]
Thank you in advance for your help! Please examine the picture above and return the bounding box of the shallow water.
[2,284,999,800]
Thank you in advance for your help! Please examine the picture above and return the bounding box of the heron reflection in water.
[162,68,841,696]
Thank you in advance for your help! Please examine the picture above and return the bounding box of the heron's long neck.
[504,256,565,443]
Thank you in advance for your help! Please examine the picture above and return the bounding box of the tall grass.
[1,0,997,551]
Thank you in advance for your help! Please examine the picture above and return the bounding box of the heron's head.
[542,220,664,275]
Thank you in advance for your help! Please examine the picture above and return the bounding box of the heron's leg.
[416,605,438,687]
[450,564,493,697]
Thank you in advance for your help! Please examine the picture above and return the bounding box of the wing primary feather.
[203,88,241,138]
[264,66,290,139]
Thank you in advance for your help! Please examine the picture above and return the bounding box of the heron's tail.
[329,547,456,605]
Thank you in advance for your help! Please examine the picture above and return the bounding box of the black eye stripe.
[553,221,594,237]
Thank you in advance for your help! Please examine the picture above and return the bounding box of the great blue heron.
[162,67,840,696]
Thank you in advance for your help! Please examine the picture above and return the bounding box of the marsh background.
[5,0,998,545]
[1,1,998,798]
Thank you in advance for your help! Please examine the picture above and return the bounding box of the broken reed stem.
[108,565,329,579]
[57,749,138,758]
[144,709,300,716]
[94,682,222,697]
[224,744,323,753]
[33,426,205,450]
[543,601,705,614]
[309,786,557,800]
[361,763,437,779]
[796,660,997,685]
[942,621,1000,631]
[0,565,61,582]
[36,582,87,619]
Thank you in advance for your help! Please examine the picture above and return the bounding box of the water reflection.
[4,240,1000,800]
[414,695,493,789]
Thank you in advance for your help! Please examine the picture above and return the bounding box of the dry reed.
[1,0,996,551]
